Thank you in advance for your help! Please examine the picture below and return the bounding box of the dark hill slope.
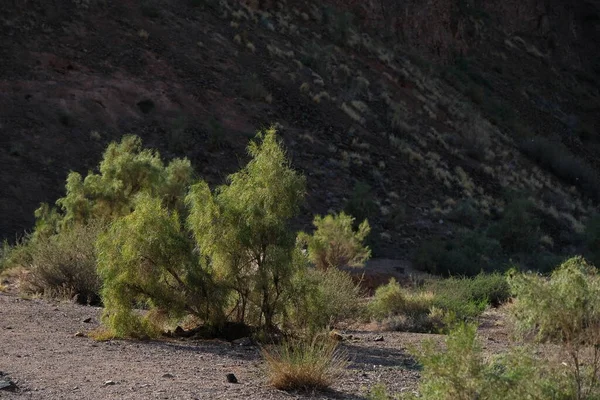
[1,0,599,261]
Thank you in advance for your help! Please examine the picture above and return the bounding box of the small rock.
[225,373,238,384]
[74,331,86,337]
[83,317,92,323]
[161,373,174,379]
[103,380,116,386]
[373,336,384,342]
[0,379,17,391]
[329,330,344,341]
[232,337,252,347]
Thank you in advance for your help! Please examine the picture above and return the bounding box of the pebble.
[226,373,238,383]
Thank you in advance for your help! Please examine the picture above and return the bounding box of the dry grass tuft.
[87,327,116,342]
[262,334,348,391]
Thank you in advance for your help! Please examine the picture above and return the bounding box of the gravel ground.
[0,293,436,400]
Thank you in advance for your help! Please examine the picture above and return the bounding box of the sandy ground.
[0,292,441,400]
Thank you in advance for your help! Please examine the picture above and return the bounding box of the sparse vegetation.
[20,222,103,305]
[369,274,509,333]
[404,323,572,400]
[298,212,370,270]
[262,333,348,391]
[509,256,600,399]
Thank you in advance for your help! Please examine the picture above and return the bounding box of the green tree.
[35,135,193,237]
[186,128,305,330]
[298,212,371,270]
[96,194,222,338]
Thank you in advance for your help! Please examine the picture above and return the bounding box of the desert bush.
[405,323,572,400]
[298,212,371,270]
[509,256,600,399]
[21,222,103,304]
[287,267,363,333]
[370,274,508,332]
[34,135,193,237]
[186,128,306,330]
[97,194,224,338]
[368,279,443,333]
[520,136,600,201]
[262,333,348,391]
[428,273,510,308]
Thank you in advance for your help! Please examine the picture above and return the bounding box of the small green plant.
[262,333,348,391]
[406,323,571,400]
[287,267,363,333]
[509,256,600,399]
[368,279,442,333]
[298,212,370,270]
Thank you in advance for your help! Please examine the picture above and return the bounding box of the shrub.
[20,222,102,304]
[426,274,509,324]
[262,333,348,391]
[368,279,442,333]
[287,267,363,333]
[298,212,371,270]
[509,256,600,399]
[34,135,193,237]
[97,194,223,338]
[520,136,600,201]
[406,323,572,400]
[186,128,306,330]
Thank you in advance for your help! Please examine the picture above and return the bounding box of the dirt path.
[0,293,431,399]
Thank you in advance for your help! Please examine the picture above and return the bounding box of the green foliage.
[369,275,509,333]
[298,212,371,270]
[509,256,600,399]
[186,128,306,330]
[96,194,222,338]
[287,267,363,332]
[36,135,193,237]
[520,137,600,201]
[368,278,440,333]
[262,333,348,391]
[20,222,103,304]
[428,273,510,308]
[406,323,572,400]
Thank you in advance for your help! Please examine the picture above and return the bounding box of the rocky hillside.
[1,0,599,262]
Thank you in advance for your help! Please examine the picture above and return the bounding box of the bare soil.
[0,290,516,400]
